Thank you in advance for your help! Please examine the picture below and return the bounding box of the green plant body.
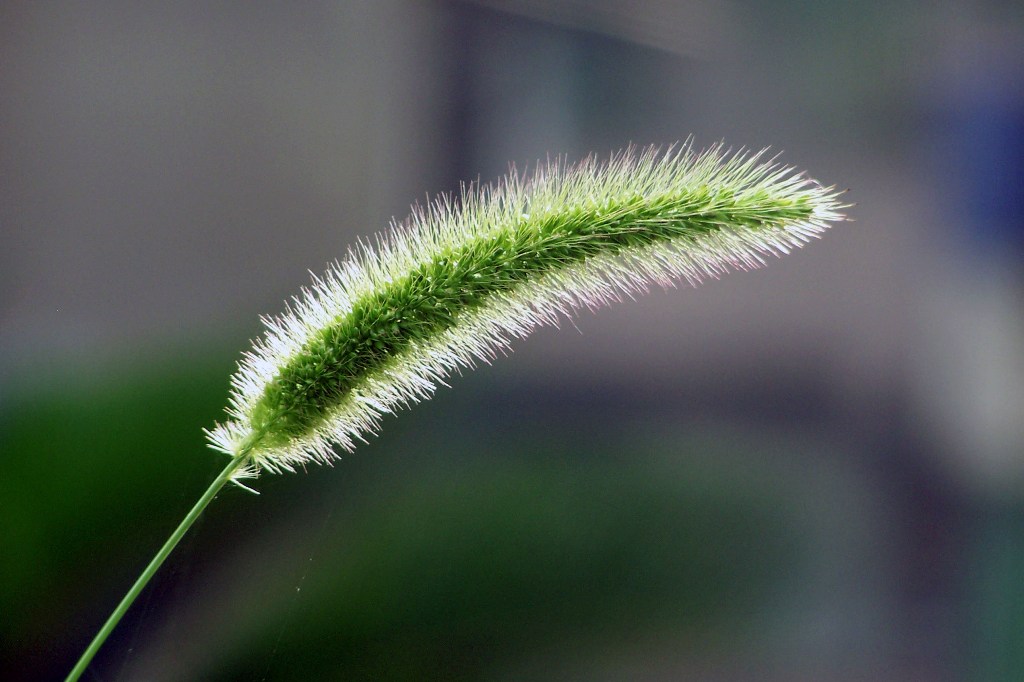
[67,143,845,681]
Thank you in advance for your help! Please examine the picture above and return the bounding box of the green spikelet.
[206,143,846,477]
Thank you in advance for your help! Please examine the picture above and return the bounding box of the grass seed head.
[206,143,847,479]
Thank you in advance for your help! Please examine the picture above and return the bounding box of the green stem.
[66,454,247,682]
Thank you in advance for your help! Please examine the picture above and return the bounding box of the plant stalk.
[66,454,247,682]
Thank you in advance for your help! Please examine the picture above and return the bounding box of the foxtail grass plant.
[67,143,845,680]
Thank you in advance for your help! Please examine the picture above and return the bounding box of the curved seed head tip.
[207,143,848,479]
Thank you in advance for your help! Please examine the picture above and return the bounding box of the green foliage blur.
[2,343,808,680]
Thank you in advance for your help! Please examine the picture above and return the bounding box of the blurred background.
[2,1,1023,680]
